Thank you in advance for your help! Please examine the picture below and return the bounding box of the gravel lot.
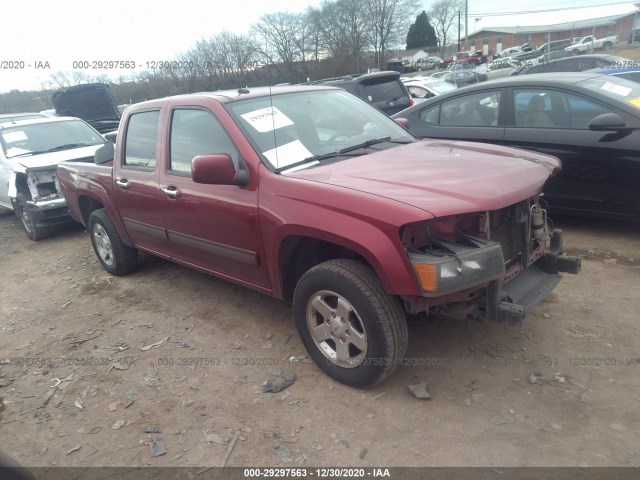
[0,209,639,468]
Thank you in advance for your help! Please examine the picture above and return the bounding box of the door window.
[169,109,239,175]
[418,91,502,126]
[514,89,610,129]
[123,110,160,169]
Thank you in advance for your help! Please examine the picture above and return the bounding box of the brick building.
[466,11,639,55]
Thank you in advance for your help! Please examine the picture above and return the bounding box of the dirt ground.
[1,209,639,468]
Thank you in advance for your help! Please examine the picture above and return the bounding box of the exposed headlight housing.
[409,233,505,296]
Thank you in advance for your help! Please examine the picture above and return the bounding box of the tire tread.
[89,208,138,275]
[297,259,408,386]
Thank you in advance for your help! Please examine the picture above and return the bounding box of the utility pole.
[465,0,469,50]
[458,11,461,51]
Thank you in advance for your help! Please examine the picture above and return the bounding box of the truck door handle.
[116,179,129,190]
[162,186,182,199]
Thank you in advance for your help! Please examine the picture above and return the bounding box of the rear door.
[405,88,507,143]
[113,108,170,256]
[504,86,640,217]
[159,102,270,289]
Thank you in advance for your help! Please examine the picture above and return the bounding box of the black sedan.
[393,73,640,221]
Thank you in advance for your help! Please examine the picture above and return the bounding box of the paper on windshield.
[263,140,312,169]
[626,97,640,109]
[600,82,632,97]
[2,131,28,143]
[241,106,293,132]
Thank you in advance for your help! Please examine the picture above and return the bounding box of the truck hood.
[287,139,560,218]
[12,145,104,172]
[52,83,120,134]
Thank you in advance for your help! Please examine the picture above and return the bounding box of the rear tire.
[15,193,50,241]
[602,42,612,51]
[293,259,408,388]
[88,208,138,275]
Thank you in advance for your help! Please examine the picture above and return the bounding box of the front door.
[505,87,640,217]
[159,106,270,290]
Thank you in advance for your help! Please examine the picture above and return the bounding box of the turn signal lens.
[414,263,438,292]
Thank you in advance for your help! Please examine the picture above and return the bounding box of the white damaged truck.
[0,116,108,240]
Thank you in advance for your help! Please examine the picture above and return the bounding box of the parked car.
[513,54,630,76]
[565,35,618,54]
[416,57,438,71]
[52,83,121,134]
[441,51,474,68]
[307,71,412,116]
[476,59,520,80]
[386,59,415,73]
[441,69,488,86]
[0,117,108,239]
[494,46,523,59]
[393,72,640,221]
[536,39,574,53]
[0,112,47,123]
[57,85,579,387]
[536,49,574,64]
[402,78,457,101]
[506,48,551,64]
[429,70,449,80]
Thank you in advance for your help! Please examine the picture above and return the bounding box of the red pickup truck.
[57,85,580,387]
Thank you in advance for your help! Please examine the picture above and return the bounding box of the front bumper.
[487,228,581,323]
[24,198,74,228]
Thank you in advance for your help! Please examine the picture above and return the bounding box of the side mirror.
[192,154,248,186]
[104,131,118,143]
[589,113,628,132]
[395,118,409,128]
[94,142,115,164]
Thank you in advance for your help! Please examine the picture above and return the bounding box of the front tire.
[88,208,138,275]
[15,193,50,241]
[293,259,408,388]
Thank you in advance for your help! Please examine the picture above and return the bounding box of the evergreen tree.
[406,10,438,50]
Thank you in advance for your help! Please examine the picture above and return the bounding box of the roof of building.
[469,11,636,37]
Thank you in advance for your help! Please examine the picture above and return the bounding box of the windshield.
[0,119,106,158]
[578,76,640,109]
[225,89,414,171]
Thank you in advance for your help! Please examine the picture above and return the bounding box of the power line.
[469,0,638,16]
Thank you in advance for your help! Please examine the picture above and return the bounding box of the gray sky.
[0,0,638,94]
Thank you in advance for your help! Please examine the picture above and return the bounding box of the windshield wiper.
[337,136,412,154]
[274,137,412,173]
[274,151,362,173]
[46,143,98,151]
[13,143,99,157]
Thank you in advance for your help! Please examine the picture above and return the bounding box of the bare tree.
[312,0,370,63]
[251,11,308,80]
[365,0,421,68]
[429,0,464,56]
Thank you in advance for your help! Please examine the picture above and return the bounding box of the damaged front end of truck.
[402,194,581,323]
